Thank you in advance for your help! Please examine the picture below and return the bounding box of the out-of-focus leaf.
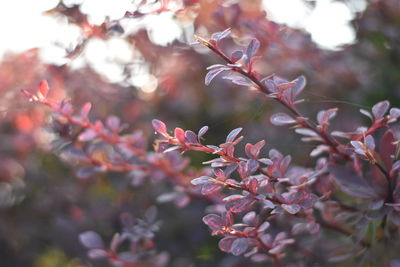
[79,231,104,249]
[329,164,380,199]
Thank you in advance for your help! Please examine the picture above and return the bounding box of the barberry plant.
[21,11,400,267]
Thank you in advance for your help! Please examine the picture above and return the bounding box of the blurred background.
[0,0,399,266]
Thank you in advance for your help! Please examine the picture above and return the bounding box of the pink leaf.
[80,102,92,118]
[174,127,186,143]
[37,80,49,99]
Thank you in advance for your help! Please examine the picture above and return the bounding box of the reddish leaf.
[380,130,396,169]
[226,196,255,213]
[174,128,186,143]
[80,102,92,118]
[79,129,97,141]
[248,178,259,194]
[37,80,49,99]
[152,119,167,135]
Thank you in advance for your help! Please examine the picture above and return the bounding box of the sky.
[0,0,367,89]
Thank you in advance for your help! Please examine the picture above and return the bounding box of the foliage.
[1,0,400,266]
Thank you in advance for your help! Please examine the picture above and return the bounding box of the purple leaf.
[185,130,198,144]
[317,108,338,126]
[281,204,301,214]
[191,176,211,185]
[245,39,260,60]
[328,164,380,199]
[225,196,255,213]
[145,206,157,223]
[372,100,390,120]
[257,221,270,232]
[198,126,209,139]
[260,234,273,247]
[364,135,375,150]
[78,129,97,142]
[360,109,373,120]
[211,28,231,41]
[243,211,257,225]
[270,113,296,126]
[250,254,270,263]
[350,141,366,156]
[223,76,253,86]
[106,116,120,132]
[392,160,400,173]
[202,214,224,231]
[226,127,243,142]
[247,159,259,175]
[291,75,306,99]
[205,68,227,85]
[390,108,400,119]
[88,249,108,259]
[201,182,221,195]
[265,79,278,93]
[292,223,308,235]
[76,167,96,179]
[79,231,104,249]
[231,50,243,62]
[231,238,249,256]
